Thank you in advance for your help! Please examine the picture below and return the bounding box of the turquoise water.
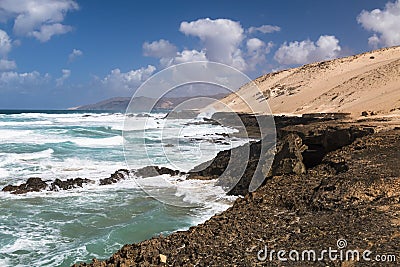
[0,111,241,266]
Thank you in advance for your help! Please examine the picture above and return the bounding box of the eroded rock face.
[269,133,307,176]
[73,129,400,267]
[186,122,373,196]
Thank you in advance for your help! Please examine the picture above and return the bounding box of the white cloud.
[0,29,12,56]
[0,70,50,92]
[56,69,70,86]
[143,39,177,58]
[367,34,381,48]
[274,35,341,65]
[174,49,207,64]
[0,29,17,71]
[30,23,72,42]
[142,40,207,67]
[248,25,281,34]
[0,59,17,71]
[357,0,400,48]
[68,48,83,62]
[246,38,274,70]
[179,18,246,70]
[0,0,78,42]
[143,18,275,72]
[101,65,156,92]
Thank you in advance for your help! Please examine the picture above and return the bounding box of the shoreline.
[72,113,400,266]
[2,112,399,266]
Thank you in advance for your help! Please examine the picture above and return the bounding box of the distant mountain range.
[71,94,228,111]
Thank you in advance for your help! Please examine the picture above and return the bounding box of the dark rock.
[50,177,94,191]
[186,122,373,196]
[132,166,181,179]
[99,169,130,185]
[2,176,95,194]
[269,133,307,176]
[73,128,400,267]
[2,177,47,194]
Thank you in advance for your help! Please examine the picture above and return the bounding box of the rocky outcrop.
[99,169,130,185]
[2,177,95,194]
[269,133,307,176]
[2,115,375,197]
[132,166,181,178]
[186,119,374,196]
[73,128,400,267]
[2,177,48,194]
[50,178,94,191]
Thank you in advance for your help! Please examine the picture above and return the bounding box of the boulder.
[2,177,47,194]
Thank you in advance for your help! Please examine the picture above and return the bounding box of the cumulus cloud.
[357,0,400,48]
[143,18,275,72]
[0,29,17,71]
[143,39,177,58]
[0,70,50,92]
[143,39,204,67]
[248,25,281,34]
[68,48,83,62]
[246,38,273,70]
[274,35,342,65]
[101,65,156,92]
[56,69,70,86]
[174,49,207,64]
[179,18,246,70]
[0,29,12,56]
[0,59,17,71]
[30,23,72,42]
[0,0,78,42]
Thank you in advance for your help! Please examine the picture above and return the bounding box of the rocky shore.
[2,113,399,266]
[68,114,399,267]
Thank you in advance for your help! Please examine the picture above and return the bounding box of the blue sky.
[0,0,399,109]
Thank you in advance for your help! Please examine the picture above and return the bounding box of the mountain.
[208,46,400,117]
[72,94,228,111]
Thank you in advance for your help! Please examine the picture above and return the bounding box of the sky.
[0,0,399,109]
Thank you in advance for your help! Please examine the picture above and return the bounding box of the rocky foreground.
[68,114,399,267]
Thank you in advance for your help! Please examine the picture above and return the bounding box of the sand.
[207,46,400,118]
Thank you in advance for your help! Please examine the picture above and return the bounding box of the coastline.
[71,113,400,266]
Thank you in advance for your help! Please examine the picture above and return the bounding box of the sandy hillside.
[208,46,400,117]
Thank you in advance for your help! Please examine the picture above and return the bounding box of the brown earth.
[73,116,400,266]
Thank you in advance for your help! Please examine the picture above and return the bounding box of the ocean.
[0,110,244,266]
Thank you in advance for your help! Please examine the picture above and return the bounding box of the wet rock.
[2,176,95,194]
[132,166,181,178]
[186,123,373,196]
[50,178,94,191]
[2,177,47,194]
[73,129,400,267]
[99,169,130,185]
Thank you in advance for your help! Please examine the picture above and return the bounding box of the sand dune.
[209,46,400,117]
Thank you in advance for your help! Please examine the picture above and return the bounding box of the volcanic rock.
[2,177,47,194]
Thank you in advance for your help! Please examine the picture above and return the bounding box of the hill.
[208,46,400,117]
[72,94,228,111]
